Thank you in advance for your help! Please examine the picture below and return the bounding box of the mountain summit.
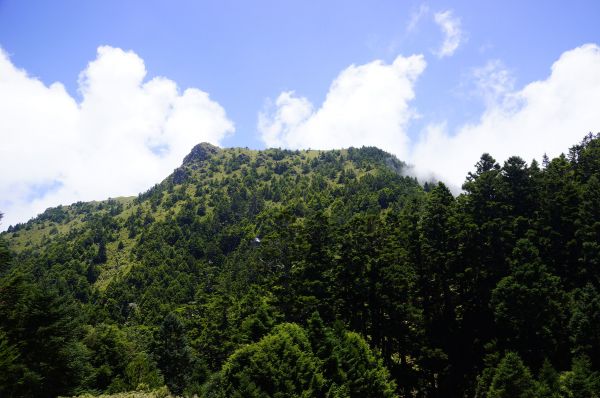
[182,142,220,166]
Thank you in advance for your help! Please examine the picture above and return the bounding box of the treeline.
[1,135,599,397]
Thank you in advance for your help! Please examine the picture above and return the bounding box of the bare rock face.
[170,143,221,184]
[182,142,220,166]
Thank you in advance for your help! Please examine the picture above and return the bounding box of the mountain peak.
[182,142,220,166]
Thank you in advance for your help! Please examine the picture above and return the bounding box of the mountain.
[5,143,418,292]
[1,135,600,397]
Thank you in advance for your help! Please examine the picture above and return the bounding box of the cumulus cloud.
[0,46,234,228]
[412,44,600,190]
[258,54,427,161]
[433,10,463,58]
[259,44,600,193]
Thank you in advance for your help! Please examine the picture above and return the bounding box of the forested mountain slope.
[1,134,600,397]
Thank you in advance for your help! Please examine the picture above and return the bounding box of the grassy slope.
[2,143,410,290]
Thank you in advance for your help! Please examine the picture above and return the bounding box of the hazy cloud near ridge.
[0,46,234,228]
[413,43,600,190]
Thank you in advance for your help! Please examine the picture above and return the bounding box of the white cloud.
[0,46,234,228]
[259,44,600,194]
[433,10,463,58]
[407,4,430,32]
[412,44,600,190]
[4,42,599,227]
[258,54,426,161]
[471,59,515,106]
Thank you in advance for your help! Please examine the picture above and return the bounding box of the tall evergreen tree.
[0,273,91,397]
[487,352,536,398]
[155,312,193,395]
[575,175,600,285]
[417,182,460,395]
[490,239,566,367]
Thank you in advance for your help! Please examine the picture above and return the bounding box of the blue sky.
[1,0,600,227]
[2,0,598,147]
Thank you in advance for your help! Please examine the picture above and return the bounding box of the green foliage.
[154,313,194,395]
[331,330,397,397]
[0,329,20,396]
[204,323,324,397]
[1,135,600,396]
[536,359,561,398]
[487,352,536,398]
[204,320,397,398]
[490,239,566,367]
[560,355,600,398]
[0,272,92,397]
[124,352,164,392]
[569,284,600,363]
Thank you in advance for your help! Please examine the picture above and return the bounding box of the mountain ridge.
[4,143,411,234]
[3,144,417,291]
[2,134,599,397]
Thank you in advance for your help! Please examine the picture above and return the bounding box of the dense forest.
[1,134,599,397]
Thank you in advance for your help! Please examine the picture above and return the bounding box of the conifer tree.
[155,312,192,395]
[487,352,536,398]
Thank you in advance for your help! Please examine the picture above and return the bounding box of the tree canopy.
[1,134,600,397]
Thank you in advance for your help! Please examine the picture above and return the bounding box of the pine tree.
[487,352,536,398]
[561,355,600,398]
[0,273,91,397]
[417,182,459,394]
[0,329,20,396]
[490,239,565,367]
[568,284,600,366]
[155,312,192,395]
[535,359,561,398]
[575,175,600,284]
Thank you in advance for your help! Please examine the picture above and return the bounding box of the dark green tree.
[537,154,580,286]
[83,323,133,391]
[332,329,398,397]
[535,359,561,398]
[290,209,334,322]
[490,239,566,367]
[575,175,600,285]
[124,352,164,391]
[417,182,459,394]
[155,312,193,395]
[203,323,324,397]
[569,284,600,364]
[0,273,91,397]
[487,352,536,398]
[0,329,21,396]
[560,355,600,398]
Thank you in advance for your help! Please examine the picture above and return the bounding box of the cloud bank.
[3,41,599,227]
[259,44,600,192]
[0,46,234,228]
